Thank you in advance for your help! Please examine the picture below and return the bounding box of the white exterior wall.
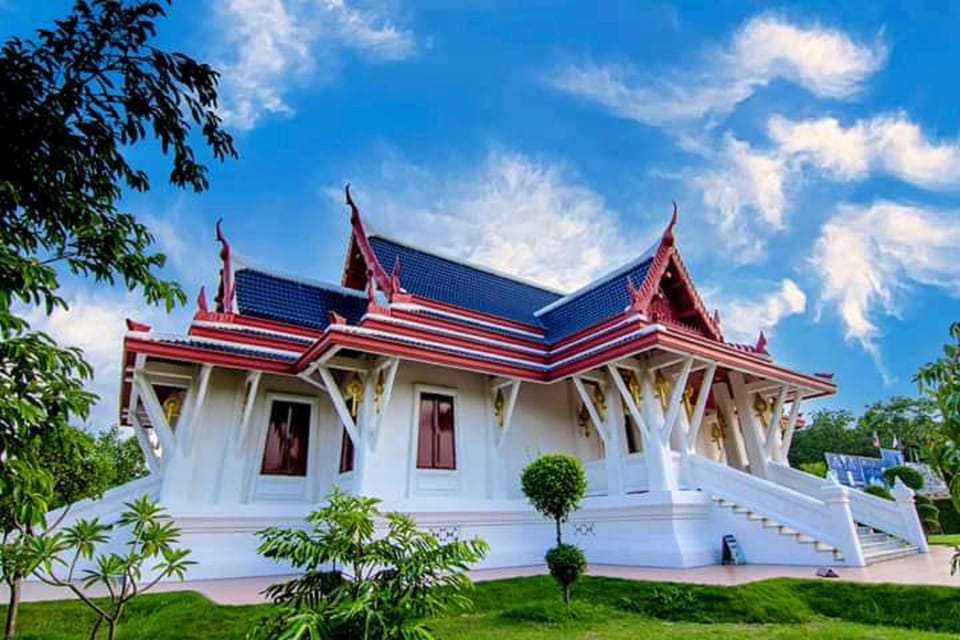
[53,357,923,581]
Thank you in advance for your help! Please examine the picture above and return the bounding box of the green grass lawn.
[929,534,960,546]
[6,576,960,639]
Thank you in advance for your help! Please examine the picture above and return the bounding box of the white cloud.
[769,113,960,188]
[811,201,960,376]
[216,0,414,129]
[23,292,185,428]
[546,14,884,130]
[715,279,807,343]
[343,151,645,291]
[694,135,790,263]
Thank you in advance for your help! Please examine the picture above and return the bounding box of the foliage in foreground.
[5,576,960,639]
[31,496,194,640]
[251,488,488,640]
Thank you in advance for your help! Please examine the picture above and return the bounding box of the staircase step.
[732,506,750,513]
[746,512,764,521]
[779,526,798,536]
[858,533,889,544]
[796,534,816,544]
[762,518,781,528]
[865,546,919,564]
[815,542,837,553]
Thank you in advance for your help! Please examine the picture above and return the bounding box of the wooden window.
[339,427,355,473]
[624,415,642,454]
[260,400,311,476]
[416,393,456,470]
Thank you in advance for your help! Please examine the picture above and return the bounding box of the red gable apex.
[628,203,723,342]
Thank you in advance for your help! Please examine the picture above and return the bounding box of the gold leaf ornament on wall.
[344,375,365,418]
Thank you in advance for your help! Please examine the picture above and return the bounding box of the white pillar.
[892,478,929,552]
[712,382,748,471]
[820,473,866,566]
[639,369,677,492]
[728,372,769,479]
[603,372,626,497]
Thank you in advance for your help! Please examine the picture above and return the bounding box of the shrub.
[883,465,924,491]
[251,487,488,640]
[797,461,827,478]
[546,543,586,605]
[935,498,960,533]
[521,454,587,546]
[864,485,894,500]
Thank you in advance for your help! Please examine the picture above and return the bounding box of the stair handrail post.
[891,478,929,552]
[819,473,866,566]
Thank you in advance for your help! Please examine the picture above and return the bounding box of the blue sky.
[5,1,960,425]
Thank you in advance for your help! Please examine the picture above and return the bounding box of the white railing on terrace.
[690,455,865,564]
[767,462,928,551]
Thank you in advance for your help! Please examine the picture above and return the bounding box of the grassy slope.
[6,576,960,639]
[929,534,960,546]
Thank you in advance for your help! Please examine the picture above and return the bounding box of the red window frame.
[416,393,456,470]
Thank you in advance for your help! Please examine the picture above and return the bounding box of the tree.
[860,397,938,463]
[520,454,587,546]
[521,454,588,606]
[31,496,194,640]
[915,322,960,520]
[0,0,235,635]
[252,488,488,640]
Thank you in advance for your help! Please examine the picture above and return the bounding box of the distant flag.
[873,431,881,448]
[892,435,900,449]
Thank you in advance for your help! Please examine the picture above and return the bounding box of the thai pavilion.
[61,189,927,578]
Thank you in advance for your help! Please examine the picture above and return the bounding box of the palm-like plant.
[252,487,489,640]
[31,496,194,640]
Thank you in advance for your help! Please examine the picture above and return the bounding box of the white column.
[602,371,626,497]
[820,474,866,566]
[712,382,748,471]
[639,368,677,492]
[892,478,929,552]
[728,372,769,479]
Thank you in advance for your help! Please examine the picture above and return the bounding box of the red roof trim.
[193,311,324,339]
[404,294,548,335]
[345,185,394,298]
[125,337,293,373]
[359,317,545,364]
[389,308,547,350]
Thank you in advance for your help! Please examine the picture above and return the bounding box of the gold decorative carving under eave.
[683,386,695,420]
[753,393,772,426]
[654,370,670,412]
[591,382,607,423]
[577,403,591,437]
[344,375,365,418]
[373,370,385,411]
[494,388,505,428]
[162,394,182,428]
[624,371,642,409]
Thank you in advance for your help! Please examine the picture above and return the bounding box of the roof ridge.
[368,231,566,296]
[234,253,368,300]
[534,235,659,317]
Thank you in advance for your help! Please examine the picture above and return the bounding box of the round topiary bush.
[883,465,924,491]
[864,484,894,500]
[521,453,587,545]
[545,543,586,605]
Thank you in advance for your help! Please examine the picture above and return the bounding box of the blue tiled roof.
[540,257,653,342]
[235,268,368,330]
[368,235,561,326]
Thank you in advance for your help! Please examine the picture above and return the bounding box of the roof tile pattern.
[235,268,367,330]
[540,258,653,342]
[368,236,560,326]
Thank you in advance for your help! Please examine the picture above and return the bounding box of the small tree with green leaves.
[521,454,588,605]
[520,454,587,546]
[30,496,194,640]
[252,487,489,640]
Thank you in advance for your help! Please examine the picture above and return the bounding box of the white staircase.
[857,525,919,564]
[711,495,844,561]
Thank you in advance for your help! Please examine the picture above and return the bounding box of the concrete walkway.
[8,546,957,606]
